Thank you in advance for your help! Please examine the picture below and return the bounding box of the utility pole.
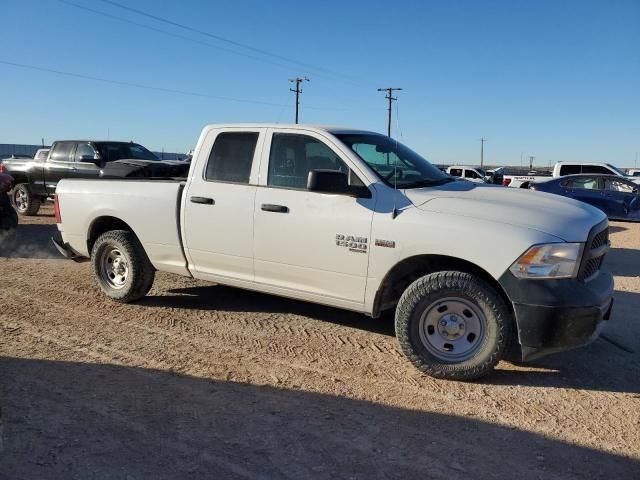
[289,77,309,124]
[529,156,535,171]
[377,87,402,137]
[480,137,487,169]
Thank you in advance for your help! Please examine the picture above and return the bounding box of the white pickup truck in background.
[502,161,639,188]
[53,124,614,380]
[445,165,488,183]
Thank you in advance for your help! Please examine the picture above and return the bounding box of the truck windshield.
[94,142,158,162]
[335,133,451,189]
[606,164,627,176]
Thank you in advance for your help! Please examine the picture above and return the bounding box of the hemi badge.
[375,239,396,248]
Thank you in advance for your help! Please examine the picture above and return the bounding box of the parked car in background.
[446,166,488,183]
[0,173,18,241]
[484,167,504,185]
[627,168,640,177]
[0,140,189,216]
[54,123,613,381]
[530,174,640,221]
[552,162,640,184]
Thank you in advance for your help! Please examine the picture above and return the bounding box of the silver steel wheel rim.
[418,297,486,362]
[15,188,28,212]
[99,248,129,289]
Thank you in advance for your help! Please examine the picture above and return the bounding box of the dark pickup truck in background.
[0,140,189,215]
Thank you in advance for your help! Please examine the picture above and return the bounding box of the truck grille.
[590,228,609,250]
[578,222,609,282]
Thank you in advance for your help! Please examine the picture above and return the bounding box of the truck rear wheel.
[91,230,155,303]
[0,193,18,242]
[12,183,41,216]
[395,271,511,381]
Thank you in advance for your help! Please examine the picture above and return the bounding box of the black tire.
[91,230,155,303]
[395,271,512,381]
[11,183,41,216]
[0,193,18,242]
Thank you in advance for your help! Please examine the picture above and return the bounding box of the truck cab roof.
[199,123,379,136]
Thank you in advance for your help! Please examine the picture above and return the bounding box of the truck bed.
[55,178,190,276]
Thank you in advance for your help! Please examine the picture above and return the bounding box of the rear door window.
[49,142,74,163]
[559,165,581,176]
[204,132,259,184]
[564,177,599,190]
[582,165,611,175]
[449,168,462,177]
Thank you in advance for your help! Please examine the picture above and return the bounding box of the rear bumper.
[498,268,614,361]
[51,232,88,263]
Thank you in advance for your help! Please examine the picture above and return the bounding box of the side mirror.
[307,170,370,198]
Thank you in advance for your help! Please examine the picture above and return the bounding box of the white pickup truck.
[502,162,639,188]
[53,124,614,380]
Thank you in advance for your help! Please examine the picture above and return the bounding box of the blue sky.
[1,0,638,166]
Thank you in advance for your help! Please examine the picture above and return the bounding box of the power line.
[377,87,402,137]
[289,77,309,124]
[0,60,285,107]
[98,0,367,87]
[57,0,301,74]
[0,59,368,113]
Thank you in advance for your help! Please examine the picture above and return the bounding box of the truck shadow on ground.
[141,284,396,337]
[1,357,637,479]
[608,224,627,234]
[0,223,60,259]
[605,246,640,277]
[142,283,640,393]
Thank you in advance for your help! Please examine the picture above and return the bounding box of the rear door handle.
[190,196,214,205]
[261,204,289,213]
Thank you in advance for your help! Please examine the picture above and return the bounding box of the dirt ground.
[1,204,639,479]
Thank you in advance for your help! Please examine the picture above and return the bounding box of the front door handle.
[190,196,214,205]
[261,204,289,213]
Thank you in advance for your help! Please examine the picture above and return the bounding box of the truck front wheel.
[395,271,512,381]
[91,230,155,303]
[12,183,41,216]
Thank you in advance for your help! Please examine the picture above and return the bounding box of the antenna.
[289,77,309,124]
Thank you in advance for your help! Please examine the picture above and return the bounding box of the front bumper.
[51,231,88,263]
[498,267,614,361]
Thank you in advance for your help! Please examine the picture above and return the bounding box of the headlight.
[509,243,583,279]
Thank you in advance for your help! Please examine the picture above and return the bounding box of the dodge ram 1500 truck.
[53,124,614,380]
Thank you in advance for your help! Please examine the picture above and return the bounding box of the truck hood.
[403,181,606,242]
